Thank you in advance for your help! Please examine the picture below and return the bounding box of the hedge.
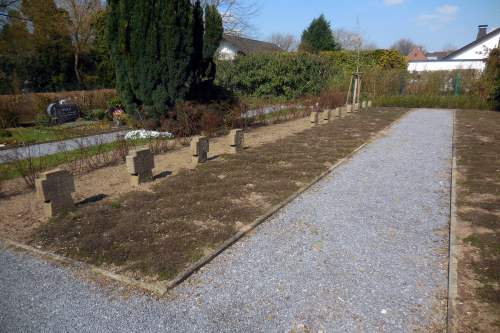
[215,50,407,99]
[215,52,332,99]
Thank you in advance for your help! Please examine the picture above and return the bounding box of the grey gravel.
[0,109,453,332]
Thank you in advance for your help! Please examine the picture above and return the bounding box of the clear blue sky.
[248,0,500,51]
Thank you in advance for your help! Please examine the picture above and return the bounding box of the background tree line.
[0,0,114,94]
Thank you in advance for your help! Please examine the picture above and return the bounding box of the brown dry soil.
[0,116,312,243]
[454,110,500,332]
[4,108,407,283]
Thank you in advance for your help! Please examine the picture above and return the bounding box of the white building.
[217,34,282,61]
[408,25,500,72]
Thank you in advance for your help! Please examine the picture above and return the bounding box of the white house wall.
[451,32,500,60]
[217,42,238,61]
[408,60,486,72]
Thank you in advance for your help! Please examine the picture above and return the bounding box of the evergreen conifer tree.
[299,14,339,53]
[202,4,223,82]
[108,0,222,120]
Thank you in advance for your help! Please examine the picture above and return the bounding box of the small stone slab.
[321,109,332,123]
[362,101,367,109]
[310,111,320,125]
[126,148,154,186]
[368,100,373,108]
[35,169,75,218]
[191,136,209,165]
[333,108,340,118]
[346,104,353,113]
[339,106,347,118]
[229,129,244,153]
[354,103,360,112]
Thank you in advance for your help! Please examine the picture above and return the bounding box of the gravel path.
[0,131,128,164]
[0,109,453,332]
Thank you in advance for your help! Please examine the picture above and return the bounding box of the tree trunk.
[74,51,81,84]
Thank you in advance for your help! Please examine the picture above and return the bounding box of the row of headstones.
[309,100,373,125]
[35,129,245,218]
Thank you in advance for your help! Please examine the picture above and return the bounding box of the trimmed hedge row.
[215,52,332,99]
[215,50,407,99]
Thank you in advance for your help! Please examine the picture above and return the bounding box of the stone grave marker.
[47,102,80,124]
[339,106,347,118]
[310,111,320,125]
[229,129,244,153]
[321,109,332,123]
[362,101,367,109]
[346,104,353,113]
[368,100,373,108]
[333,107,340,118]
[191,136,209,165]
[126,148,155,186]
[35,169,75,218]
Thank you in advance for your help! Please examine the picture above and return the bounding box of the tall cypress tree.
[108,0,194,119]
[299,14,339,53]
[108,0,223,119]
[191,0,204,86]
[202,4,223,82]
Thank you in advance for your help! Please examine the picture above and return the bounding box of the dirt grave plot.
[454,109,500,332]
[1,108,407,286]
[0,116,313,243]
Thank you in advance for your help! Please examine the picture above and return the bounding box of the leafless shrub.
[6,146,48,189]
[113,135,129,162]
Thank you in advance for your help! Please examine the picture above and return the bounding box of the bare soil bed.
[2,108,407,284]
[454,109,500,332]
[0,116,312,243]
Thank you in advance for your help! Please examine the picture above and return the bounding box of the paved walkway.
[0,131,127,164]
[0,109,453,332]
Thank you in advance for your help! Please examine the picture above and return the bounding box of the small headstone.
[362,101,367,109]
[191,136,209,165]
[126,148,154,186]
[229,129,244,153]
[354,103,360,112]
[346,104,353,113]
[321,109,332,123]
[339,106,347,118]
[310,111,320,125]
[47,103,80,124]
[333,108,340,118]
[35,169,75,218]
[368,100,373,108]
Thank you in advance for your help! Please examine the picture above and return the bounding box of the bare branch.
[334,29,377,51]
[198,0,259,36]
[268,33,297,52]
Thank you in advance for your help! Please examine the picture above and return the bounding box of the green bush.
[320,49,407,73]
[0,128,12,138]
[483,48,500,111]
[216,52,332,99]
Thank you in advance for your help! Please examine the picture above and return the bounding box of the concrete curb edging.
[447,110,459,333]
[1,109,411,296]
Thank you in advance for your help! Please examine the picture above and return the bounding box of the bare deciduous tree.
[334,29,377,51]
[199,0,258,36]
[57,0,101,84]
[268,33,297,51]
[390,38,424,56]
